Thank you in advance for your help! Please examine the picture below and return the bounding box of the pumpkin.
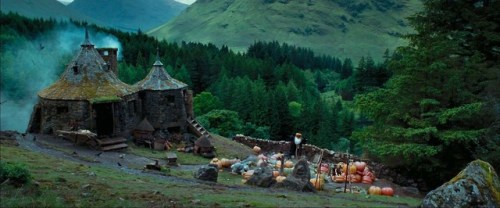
[354,161,367,172]
[253,146,261,154]
[276,176,286,183]
[349,164,357,174]
[241,179,247,183]
[275,161,282,169]
[210,158,219,164]
[361,175,373,184]
[333,174,346,183]
[272,170,280,178]
[352,174,362,183]
[368,186,382,195]
[242,170,254,180]
[341,163,347,173]
[284,160,294,168]
[381,187,394,196]
[220,158,232,168]
[310,178,325,190]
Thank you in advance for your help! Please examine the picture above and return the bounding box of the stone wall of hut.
[140,90,187,132]
[38,99,90,134]
[113,93,141,137]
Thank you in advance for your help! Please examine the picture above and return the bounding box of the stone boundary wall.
[232,135,424,191]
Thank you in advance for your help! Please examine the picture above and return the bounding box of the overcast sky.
[57,0,196,5]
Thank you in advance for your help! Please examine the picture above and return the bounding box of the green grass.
[149,0,422,62]
[0,143,422,207]
[126,142,210,165]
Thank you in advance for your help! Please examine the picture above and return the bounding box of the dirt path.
[17,134,207,185]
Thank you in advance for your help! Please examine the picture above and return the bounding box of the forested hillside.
[149,0,422,62]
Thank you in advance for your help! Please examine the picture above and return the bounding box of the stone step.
[101,143,128,151]
[97,137,127,146]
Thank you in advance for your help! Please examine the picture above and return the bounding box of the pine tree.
[353,0,500,187]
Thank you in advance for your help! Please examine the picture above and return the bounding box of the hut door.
[93,103,114,136]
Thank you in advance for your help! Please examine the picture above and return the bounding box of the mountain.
[0,0,100,24]
[68,0,188,32]
[149,0,422,62]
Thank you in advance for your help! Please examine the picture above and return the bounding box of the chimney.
[97,48,118,74]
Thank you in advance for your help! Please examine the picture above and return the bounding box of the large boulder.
[272,159,316,192]
[246,167,275,188]
[421,160,500,208]
[193,164,218,182]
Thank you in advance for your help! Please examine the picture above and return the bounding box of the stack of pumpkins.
[332,161,376,184]
[368,186,394,197]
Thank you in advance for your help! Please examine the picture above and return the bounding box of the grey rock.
[272,159,316,192]
[421,160,499,208]
[193,164,218,182]
[246,167,275,188]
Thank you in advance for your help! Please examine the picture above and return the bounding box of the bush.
[0,161,32,185]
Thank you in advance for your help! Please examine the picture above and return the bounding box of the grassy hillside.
[68,0,188,32]
[149,0,422,62]
[0,139,422,207]
[0,0,101,25]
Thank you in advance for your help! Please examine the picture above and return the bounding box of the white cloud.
[175,0,196,5]
[57,0,73,5]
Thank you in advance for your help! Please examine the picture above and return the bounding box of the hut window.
[167,95,175,103]
[57,106,68,114]
[103,50,109,56]
[72,65,79,75]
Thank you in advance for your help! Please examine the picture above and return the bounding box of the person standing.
[289,133,306,158]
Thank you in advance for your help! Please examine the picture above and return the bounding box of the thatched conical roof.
[38,29,137,102]
[135,118,155,132]
[134,49,187,91]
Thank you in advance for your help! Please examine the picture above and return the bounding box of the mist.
[0,24,122,132]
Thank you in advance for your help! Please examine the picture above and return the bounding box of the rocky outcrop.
[272,159,316,192]
[421,160,500,208]
[193,164,218,182]
[246,167,275,188]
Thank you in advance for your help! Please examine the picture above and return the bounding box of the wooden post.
[344,151,349,193]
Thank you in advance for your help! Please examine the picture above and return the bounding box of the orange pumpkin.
[284,160,294,168]
[362,175,373,184]
[310,178,324,190]
[353,174,362,183]
[272,170,280,178]
[220,158,232,168]
[242,170,254,180]
[381,187,394,196]
[275,161,282,169]
[368,186,382,195]
[354,161,367,172]
[253,146,261,154]
[276,176,286,183]
[333,173,346,183]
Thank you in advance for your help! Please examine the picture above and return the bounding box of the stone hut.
[133,118,155,145]
[134,50,190,134]
[27,30,140,136]
[27,30,204,149]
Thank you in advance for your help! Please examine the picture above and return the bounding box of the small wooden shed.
[194,135,215,158]
[133,118,154,145]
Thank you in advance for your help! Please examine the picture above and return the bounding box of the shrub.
[0,160,32,185]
